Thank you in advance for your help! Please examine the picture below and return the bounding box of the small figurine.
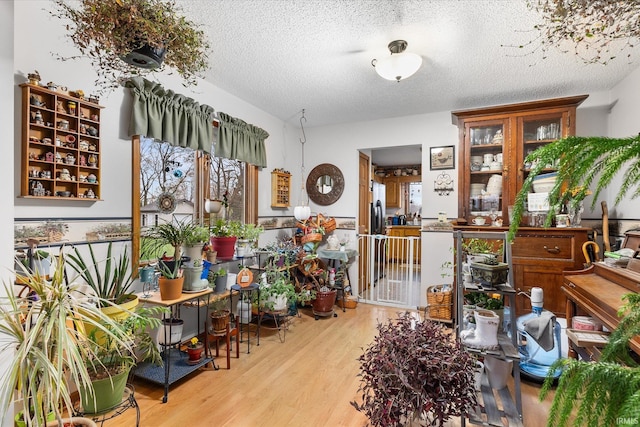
[56,100,67,114]
[31,181,46,197]
[65,153,76,165]
[58,168,71,181]
[87,126,98,137]
[27,71,41,86]
[55,152,63,163]
[79,154,86,166]
[88,154,97,167]
[45,152,54,163]
[86,188,95,199]
[79,140,89,151]
[80,123,87,134]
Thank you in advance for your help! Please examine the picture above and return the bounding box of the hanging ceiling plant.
[52,0,210,94]
[523,1,640,64]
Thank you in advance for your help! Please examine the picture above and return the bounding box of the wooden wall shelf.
[20,83,103,201]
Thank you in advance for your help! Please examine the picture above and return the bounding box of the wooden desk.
[134,288,214,403]
[563,262,640,359]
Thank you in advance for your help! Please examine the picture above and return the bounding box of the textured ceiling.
[179,0,640,130]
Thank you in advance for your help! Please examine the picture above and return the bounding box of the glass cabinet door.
[518,112,568,184]
[465,120,507,226]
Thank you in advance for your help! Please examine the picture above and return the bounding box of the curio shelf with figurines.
[20,83,103,201]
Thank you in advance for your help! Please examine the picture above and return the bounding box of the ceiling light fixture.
[293,109,311,222]
[371,40,422,82]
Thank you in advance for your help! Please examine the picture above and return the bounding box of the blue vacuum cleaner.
[515,287,563,382]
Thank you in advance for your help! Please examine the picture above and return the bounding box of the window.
[131,134,258,263]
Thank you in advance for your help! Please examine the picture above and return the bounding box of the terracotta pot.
[312,289,337,314]
[211,236,237,261]
[159,276,184,300]
[187,343,205,361]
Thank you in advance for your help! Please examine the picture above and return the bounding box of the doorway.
[357,146,423,309]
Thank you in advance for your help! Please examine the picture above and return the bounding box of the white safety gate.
[357,234,421,308]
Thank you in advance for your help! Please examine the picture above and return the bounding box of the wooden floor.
[110,303,552,427]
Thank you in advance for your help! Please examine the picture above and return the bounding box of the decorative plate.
[157,192,177,214]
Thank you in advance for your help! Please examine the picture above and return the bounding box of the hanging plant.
[520,1,640,64]
[52,0,210,94]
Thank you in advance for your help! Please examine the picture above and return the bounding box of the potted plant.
[183,224,210,264]
[80,305,167,414]
[236,223,264,257]
[210,219,243,260]
[256,260,296,312]
[186,337,205,363]
[352,312,478,426]
[66,241,138,317]
[51,0,210,94]
[208,267,227,294]
[0,252,134,427]
[209,296,231,334]
[539,293,640,427]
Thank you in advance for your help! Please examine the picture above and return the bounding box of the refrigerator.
[371,182,386,234]
[371,182,386,281]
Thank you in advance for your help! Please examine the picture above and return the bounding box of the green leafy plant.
[84,305,167,381]
[207,267,226,284]
[254,257,296,311]
[539,293,640,427]
[351,312,477,426]
[509,135,640,241]
[67,241,134,306]
[209,295,230,313]
[144,219,198,261]
[465,292,504,310]
[184,225,210,246]
[210,218,243,237]
[52,0,210,94]
[0,252,133,426]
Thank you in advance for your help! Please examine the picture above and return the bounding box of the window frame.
[131,134,258,266]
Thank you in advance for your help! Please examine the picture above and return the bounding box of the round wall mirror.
[306,163,344,206]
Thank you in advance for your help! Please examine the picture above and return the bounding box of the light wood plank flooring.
[110,303,552,426]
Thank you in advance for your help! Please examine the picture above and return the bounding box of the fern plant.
[508,135,640,241]
[539,293,640,427]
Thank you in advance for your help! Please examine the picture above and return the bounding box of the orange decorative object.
[236,267,253,288]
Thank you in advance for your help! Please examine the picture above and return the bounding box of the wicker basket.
[301,232,323,244]
[426,285,453,320]
[318,213,336,233]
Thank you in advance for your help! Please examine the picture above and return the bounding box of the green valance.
[125,77,215,153]
[216,112,268,167]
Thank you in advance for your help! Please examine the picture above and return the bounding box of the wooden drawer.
[512,235,575,261]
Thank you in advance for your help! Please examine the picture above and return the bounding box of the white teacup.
[472,217,486,226]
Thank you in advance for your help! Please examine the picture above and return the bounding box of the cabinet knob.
[544,245,561,254]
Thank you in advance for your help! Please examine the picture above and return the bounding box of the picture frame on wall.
[430,145,455,170]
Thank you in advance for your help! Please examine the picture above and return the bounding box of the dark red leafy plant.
[352,312,477,427]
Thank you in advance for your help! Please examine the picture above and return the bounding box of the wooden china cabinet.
[452,95,588,224]
[452,95,590,317]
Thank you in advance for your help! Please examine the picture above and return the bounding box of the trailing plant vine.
[52,0,210,94]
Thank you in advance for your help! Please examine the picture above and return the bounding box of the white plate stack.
[470,183,485,197]
[486,174,502,195]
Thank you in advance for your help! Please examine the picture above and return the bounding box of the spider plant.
[0,252,132,426]
[66,241,134,306]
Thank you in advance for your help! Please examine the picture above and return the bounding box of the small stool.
[206,315,240,369]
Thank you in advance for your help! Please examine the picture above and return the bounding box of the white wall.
[1,2,14,425]
[604,65,640,219]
